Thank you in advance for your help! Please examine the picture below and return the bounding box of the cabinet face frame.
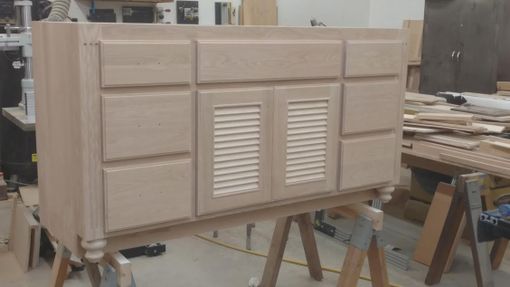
[197,88,274,215]
[272,84,340,200]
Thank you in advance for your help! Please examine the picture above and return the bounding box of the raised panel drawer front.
[339,135,396,190]
[100,40,191,87]
[272,84,340,200]
[344,41,403,77]
[197,88,273,215]
[102,92,191,161]
[341,81,401,135]
[197,40,343,83]
[104,160,192,232]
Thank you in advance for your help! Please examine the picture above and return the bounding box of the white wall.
[278,0,370,27]
[368,0,425,28]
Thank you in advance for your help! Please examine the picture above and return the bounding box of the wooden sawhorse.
[50,243,134,287]
[425,173,494,287]
[261,203,390,287]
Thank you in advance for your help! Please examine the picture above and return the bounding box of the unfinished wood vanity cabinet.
[33,22,407,262]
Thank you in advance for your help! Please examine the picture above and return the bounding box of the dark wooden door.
[456,0,502,93]
[420,0,462,94]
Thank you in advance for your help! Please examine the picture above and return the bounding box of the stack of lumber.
[403,92,510,152]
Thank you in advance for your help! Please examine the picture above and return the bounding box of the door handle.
[456,51,461,62]
[451,50,456,61]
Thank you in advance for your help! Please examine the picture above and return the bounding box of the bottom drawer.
[338,135,396,190]
[104,160,192,232]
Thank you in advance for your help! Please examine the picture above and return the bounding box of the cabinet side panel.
[33,22,83,254]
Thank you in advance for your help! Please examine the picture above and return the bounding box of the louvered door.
[197,88,273,215]
[272,84,340,200]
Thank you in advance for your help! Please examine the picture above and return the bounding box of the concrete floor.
[1,215,510,287]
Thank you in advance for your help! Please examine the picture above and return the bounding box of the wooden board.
[451,105,510,117]
[197,40,343,83]
[415,113,474,122]
[342,81,400,134]
[344,40,403,77]
[19,186,39,207]
[8,201,40,272]
[102,92,191,161]
[100,41,191,87]
[497,81,510,91]
[241,0,277,25]
[414,134,480,150]
[272,84,339,200]
[414,183,463,268]
[402,20,423,64]
[405,92,445,105]
[479,137,510,158]
[104,160,192,232]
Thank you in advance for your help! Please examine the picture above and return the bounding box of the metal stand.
[0,0,35,127]
[425,173,494,287]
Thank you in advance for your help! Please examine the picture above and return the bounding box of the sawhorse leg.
[261,213,323,287]
[490,239,509,270]
[337,216,389,287]
[50,243,71,287]
[425,173,494,287]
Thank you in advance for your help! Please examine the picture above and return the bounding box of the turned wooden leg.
[261,216,293,287]
[367,235,389,287]
[50,243,71,287]
[376,186,394,203]
[295,213,323,281]
[81,239,107,264]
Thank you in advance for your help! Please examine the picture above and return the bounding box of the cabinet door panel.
[272,84,340,200]
[197,88,273,215]
[341,81,400,135]
[104,160,192,232]
[102,92,191,161]
[339,135,396,190]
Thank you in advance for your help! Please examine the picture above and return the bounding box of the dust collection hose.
[45,0,71,21]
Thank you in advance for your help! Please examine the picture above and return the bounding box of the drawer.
[100,41,192,87]
[104,160,192,232]
[272,84,340,200]
[197,88,273,215]
[344,41,403,77]
[102,92,191,161]
[341,81,401,135]
[338,135,396,190]
[197,40,343,83]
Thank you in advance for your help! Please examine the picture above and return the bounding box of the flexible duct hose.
[45,0,71,21]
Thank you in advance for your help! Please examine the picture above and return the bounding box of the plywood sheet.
[241,0,277,25]
[344,40,403,77]
[341,81,400,134]
[197,40,343,83]
[102,92,191,161]
[104,160,192,232]
[100,40,191,87]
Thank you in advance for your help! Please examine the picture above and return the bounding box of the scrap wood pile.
[403,92,510,157]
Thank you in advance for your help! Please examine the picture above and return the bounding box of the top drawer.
[197,40,343,83]
[100,41,192,87]
[344,40,403,77]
